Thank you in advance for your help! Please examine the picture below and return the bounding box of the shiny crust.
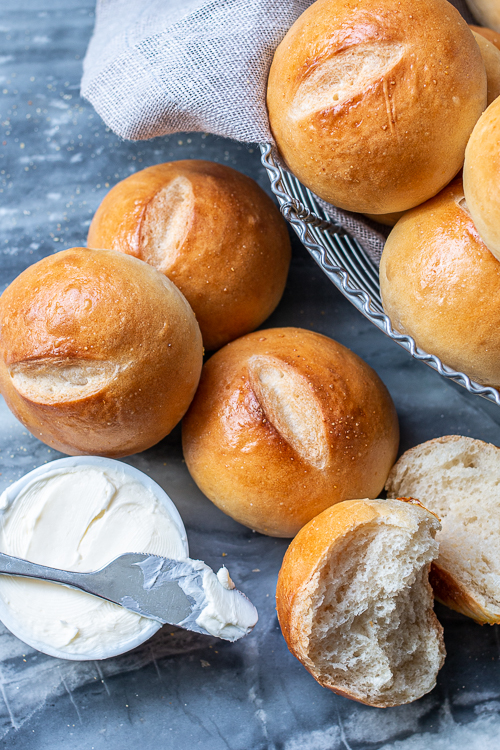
[276,499,445,707]
[380,176,500,387]
[464,97,500,261]
[0,248,203,456]
[88,160,291,351]
[267,0,486,214]
[182,327,399,537]
[386,435,500,625]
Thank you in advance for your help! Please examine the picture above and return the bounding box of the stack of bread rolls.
[0,162,292,456]
[266,0,500,386]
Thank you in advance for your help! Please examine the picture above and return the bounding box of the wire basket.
[260,142,500,409]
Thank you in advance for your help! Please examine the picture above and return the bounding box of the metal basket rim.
[259,142,500,408]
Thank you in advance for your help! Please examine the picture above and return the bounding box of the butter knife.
[0,552,258,642]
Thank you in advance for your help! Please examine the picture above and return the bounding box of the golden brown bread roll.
[464,96,500,260]
[0,248,203,457]
[380,176,500,386]
[470,24,500,50]
[182,327,399,537]
[472,30,500,104]
[267,0,486,214]
[276,498,445,707]
[87,160,291,351]
[466,0,500,32]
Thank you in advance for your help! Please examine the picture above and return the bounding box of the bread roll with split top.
[380,176,500,387]
[267,0,487,214]
[182,327,399,537]
[276,498,445,707]
[88,160,291,351]
[0,247,203,457]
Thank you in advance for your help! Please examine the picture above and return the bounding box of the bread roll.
[0,248,203,457]
[267,0,486,214]
[464,97,500,261]
[470,24,500,50]
[472,30,500,104]
[276,498,445,707]
[182,327,399,537]
[466,0,500,32]
[380,176,500,386]
[386,436,500,624]
[88,160,291,351]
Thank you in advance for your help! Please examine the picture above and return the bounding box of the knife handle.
[0,551,89,591]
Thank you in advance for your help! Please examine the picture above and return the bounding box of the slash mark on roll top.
[382,78,395,134]
[290,41,404,120]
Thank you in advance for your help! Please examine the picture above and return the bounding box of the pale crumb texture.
[248,355,329,469]
[10,359,119,404]
[304,504,444,706]
[140,175,194,273]
[290,42,404,119]
[386,436,500,615]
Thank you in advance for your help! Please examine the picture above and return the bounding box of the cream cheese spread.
[0,459,258,659]
[0,463,188,659]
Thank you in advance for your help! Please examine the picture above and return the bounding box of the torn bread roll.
[386,436,500,625]
[380,176,500,387]
[182,328,399,537]
[466,0,500,32]
[0,248,203,457]
[472,30,500,105]
[276,498,445,707]
[464,96,500,261]
[88,160,291,351]
[267,0,486,214]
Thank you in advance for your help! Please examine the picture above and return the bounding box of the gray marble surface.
[1,2,500,749]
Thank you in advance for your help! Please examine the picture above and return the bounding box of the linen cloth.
[81,0,476,263]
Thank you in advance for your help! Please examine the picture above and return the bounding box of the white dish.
[0,456,189,661]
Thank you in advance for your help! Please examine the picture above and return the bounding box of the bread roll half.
[276,498,445,707]
[0,248,203,456]
[386,436,500,624]
[182,328,399,537]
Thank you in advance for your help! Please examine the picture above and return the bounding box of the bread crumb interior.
[140,175,194,273]
[306,515,442,705]
[387,438,500,612]
[248,355,329,469]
